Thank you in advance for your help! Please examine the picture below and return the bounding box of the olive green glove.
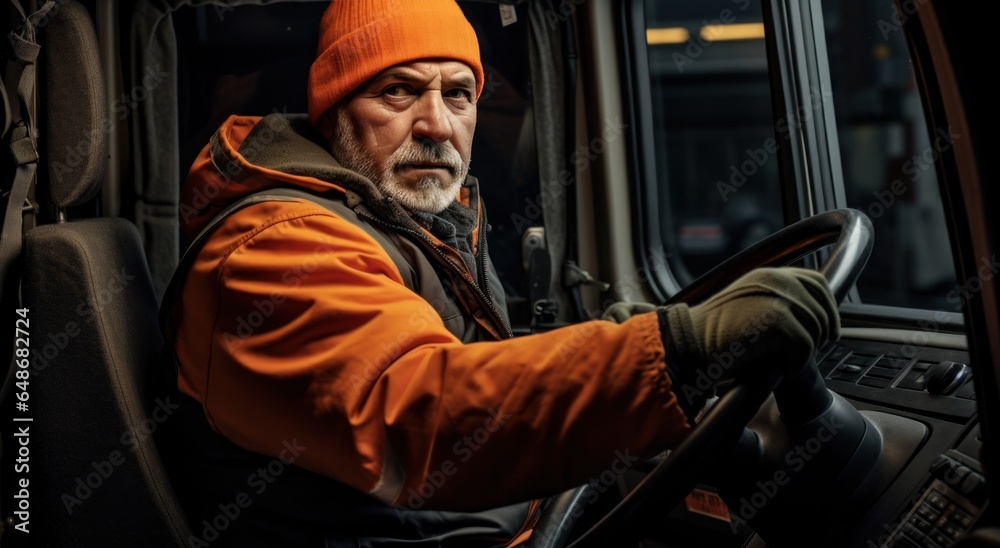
[601,301,657,323]
[660,267,840,416]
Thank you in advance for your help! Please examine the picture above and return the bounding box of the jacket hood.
[179,113,482,240]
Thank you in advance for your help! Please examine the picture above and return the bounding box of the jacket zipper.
[476,208,509,335]
[357,206,513,339]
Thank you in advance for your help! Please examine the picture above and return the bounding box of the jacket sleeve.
[176,202,692,511]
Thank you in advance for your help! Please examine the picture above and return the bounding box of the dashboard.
[629,328,986,548]
[818,332,984,548]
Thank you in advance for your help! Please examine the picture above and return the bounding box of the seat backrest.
[20,2,191,545]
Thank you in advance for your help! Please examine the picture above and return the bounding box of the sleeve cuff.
[657,304,710,422]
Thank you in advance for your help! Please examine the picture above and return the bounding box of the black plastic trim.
[840,303,965,334]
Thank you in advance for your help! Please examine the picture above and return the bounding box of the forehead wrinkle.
[372,62,476,88]
[377,70,432,85]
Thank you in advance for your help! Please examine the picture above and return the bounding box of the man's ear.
[317,108,338,142]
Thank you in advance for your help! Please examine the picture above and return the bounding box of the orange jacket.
[164,113,692,514]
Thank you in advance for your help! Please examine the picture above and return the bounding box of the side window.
[641,0,783,285]
[820,1,957,309]
[638,1,957,311]
[171,3,539,306]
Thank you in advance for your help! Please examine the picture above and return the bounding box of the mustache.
[391,140,463,175]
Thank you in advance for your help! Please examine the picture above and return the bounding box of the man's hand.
[601,301,657,323]
[660,267,839,418]
[665,267,840,375]
[598,268,838,419]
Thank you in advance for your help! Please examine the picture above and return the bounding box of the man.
[159,0,839,546]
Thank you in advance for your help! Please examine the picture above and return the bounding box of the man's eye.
[383,86,410,97]
[445,89,473,101]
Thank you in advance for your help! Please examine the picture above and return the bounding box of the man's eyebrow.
[377,71,424,84]
[448,75,477,89]
[373,71,476,89]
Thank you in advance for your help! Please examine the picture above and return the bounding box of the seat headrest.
[42,0,107,209]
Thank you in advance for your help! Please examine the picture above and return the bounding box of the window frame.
[761,0,847,221]
[619,0,685,302]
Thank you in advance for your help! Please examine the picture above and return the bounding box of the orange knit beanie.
[308,0,485,126]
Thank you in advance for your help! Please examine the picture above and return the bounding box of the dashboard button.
[909,514,933,532]
[890,533,922,548]
[950,507,974,528]
[929,530,950,546]
[867,366,899,379]
[878,356,910,369]
[925,491,948,511]
[859,376,891,389]
[837,363,865,374]
[845,353,878,366]
[903,524,933,546]
[915,503,939,522]
[827,370,862,382]
[824,344,850,361]
[897,370,928,391]
[939,523,960,539]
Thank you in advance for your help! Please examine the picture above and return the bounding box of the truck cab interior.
[1,0,996,547]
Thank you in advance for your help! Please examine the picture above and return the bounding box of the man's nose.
[411,92,454,144]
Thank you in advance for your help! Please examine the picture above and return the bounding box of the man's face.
[330,60,478,213]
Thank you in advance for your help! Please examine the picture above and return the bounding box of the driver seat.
[20,0,596,545]
[22,2,190,545]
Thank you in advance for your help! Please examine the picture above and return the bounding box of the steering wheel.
[539,208,874,547]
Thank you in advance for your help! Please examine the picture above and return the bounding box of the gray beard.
[330,110,470,213]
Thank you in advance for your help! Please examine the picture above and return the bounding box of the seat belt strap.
[1,0,55,289]
[0,0,57,407]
